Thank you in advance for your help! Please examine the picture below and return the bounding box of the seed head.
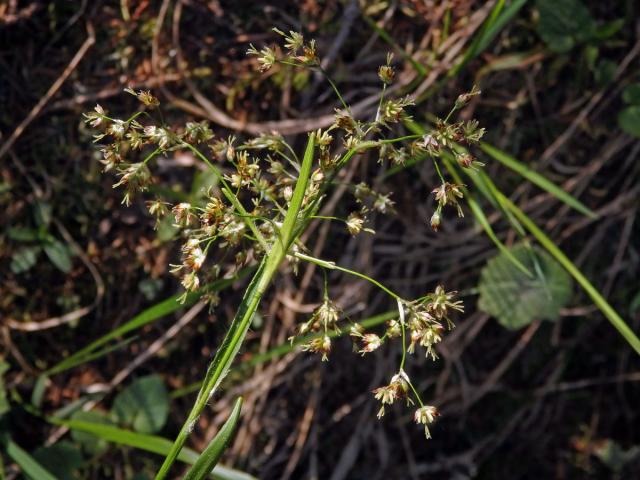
[360,333,383,354]
[430,210,441,231]
[414,405,439,439]
[346,213,364,236]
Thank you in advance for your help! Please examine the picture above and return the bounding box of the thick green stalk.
[155,134,316,479]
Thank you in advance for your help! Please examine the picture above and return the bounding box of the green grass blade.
[495,191,640,355]
[449,0,528,77]
[468,168,527,236]
[480,142,598,218]
[5,440,57,480]
[47,274,245,376]
[46,417,255,480]
[155,133,316,480]
[184,397,243,480]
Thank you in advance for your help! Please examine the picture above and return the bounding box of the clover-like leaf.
[10,246,41,274]
[32,441,84,480]
[112,375,169,434]
[478,245,573,330]
[44,239,73,273]
[618,106,640,138]
[536,0,595,53]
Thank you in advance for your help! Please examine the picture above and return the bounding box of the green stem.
[397,299,407,370]
[294,252,403,301]
[155,134,316,479]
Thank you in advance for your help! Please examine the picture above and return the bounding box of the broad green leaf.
[618,106,640,138]
[479,245,573,329]
[44,239,73,273]
[594,59,617,86]
[7,226,39,242]
[5,439,57,480]
[10,246,40,274]
[32,441,83,480]
[71,410,113,455]
[622,84,640,105]
[112,375,169,434]
[184,397,243,480]
[190,170,219,200]
[47,417,257,480]
[536,0,595,53]
[504,200,640,353]
[156,214,180,242]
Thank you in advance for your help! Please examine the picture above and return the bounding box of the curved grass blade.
[46,417,255,480]
[496,192,640,356]
[47,274,246,376]
[184,397,243,480]
[154,133,316,480]
[449,0,528,78]
[480,142,597,218]
[4,439,57,480]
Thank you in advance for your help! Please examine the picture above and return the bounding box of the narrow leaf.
[184,397,243,480]
[46,417,256,480]
[497,190,640,355]
[47,273,245,375]
[5,440,57,480]
[480,142,597,218]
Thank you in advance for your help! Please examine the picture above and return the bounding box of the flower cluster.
[86,28,480,440]
[247,28,318,72]
[296,297,342,361]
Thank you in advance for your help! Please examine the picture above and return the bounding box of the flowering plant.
[85,28,485,477]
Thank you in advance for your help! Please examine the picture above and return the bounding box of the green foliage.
[479,245,573,329]
[4,439,57,480]
[33,441,84,480]
[535,0,595,53]
[622,84,640,105]
[47,416,256,480]
[71,411,114,455]
[184,397,243,480]
[617,83,640,137]
[47,284,217,375]
[10,246,41,273]
[43,239,73,273]
[479,143,597,218]
[618,106,640,137]
[112,375,169,434]
[7,201,74,274]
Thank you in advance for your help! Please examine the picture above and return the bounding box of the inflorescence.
[85,27,485,439]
